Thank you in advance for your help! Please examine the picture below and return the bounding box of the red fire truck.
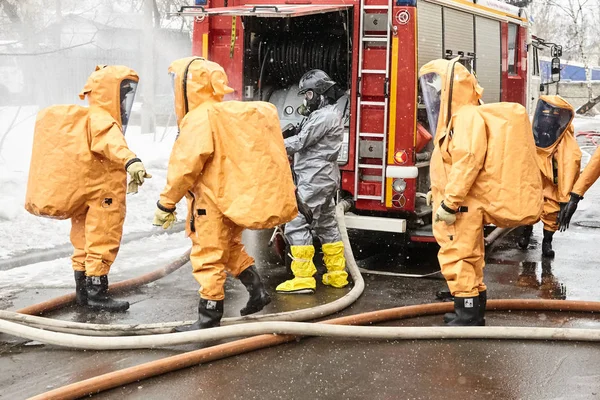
[173,0,539,242]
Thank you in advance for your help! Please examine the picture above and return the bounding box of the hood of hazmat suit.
[160,57,297,229]
[79,65,139,135]
[533,95,581,204]
[419,58,482,137]
[419,59,542,227]
[25,65,139,219]
[168,56,234,127]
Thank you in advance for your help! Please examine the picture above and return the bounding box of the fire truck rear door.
[176,4,351,18]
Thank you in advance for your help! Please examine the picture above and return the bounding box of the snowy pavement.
[0,231,191,306]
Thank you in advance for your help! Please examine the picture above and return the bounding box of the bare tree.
[141,0,156,135]
[540,0,595,100]
[528,0,560,43]
[591,0,600,65]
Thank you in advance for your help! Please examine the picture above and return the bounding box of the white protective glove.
[426,191,433,206]
[126,158,152,194]
[435,202,457,225]
[153,202,177,229]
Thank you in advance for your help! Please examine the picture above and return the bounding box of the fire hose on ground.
[3,202,600,399]
[14,248,193,317]
[22,298,600,400]
[2,203,595,343]
[2,301,600,350]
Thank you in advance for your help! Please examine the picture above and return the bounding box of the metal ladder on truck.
[353,0,393,202]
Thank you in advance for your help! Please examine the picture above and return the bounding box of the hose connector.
[339,198,354,213]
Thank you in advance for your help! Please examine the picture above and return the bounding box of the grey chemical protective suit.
[277,69,349,295]
[284,104,343,245]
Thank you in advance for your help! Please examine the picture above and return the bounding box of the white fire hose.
[2,319,600,350]
[2,202,591,351]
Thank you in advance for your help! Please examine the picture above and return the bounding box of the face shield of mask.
[119,79,138,134]
[169,71,176,96]
[419,73,442,137]
[532,100,572,148]
[168,71,178,116]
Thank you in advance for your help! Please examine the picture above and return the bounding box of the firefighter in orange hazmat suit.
[155,57,297,331]
[517,96,581,257]
[74,66,150,311]
[419,59,542,326]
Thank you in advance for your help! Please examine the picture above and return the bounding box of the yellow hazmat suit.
[420,59,542,299]
[158,57,297,302]
[27,65,141,277]
[26,65,147,312]
[533,96,581,232]
[519,96,580,256]
[558,117,600,230]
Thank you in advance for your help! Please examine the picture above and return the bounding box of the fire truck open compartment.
[195,4,354,162]
[240,9,353,101]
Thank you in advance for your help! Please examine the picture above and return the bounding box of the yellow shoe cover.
[276,245,317,294]
[289,245,317,278]
[322,271,349,288]
[321,241,348,288]
[276,277,316,294]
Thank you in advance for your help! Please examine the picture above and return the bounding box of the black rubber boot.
[542,229,555,258]
[74,271,87,306]
[85,275,130,312]
[445,296,480,326]
[518,225,534,250]
[238,266,271,316]
[445,291,487,325]
[175,299,224,332]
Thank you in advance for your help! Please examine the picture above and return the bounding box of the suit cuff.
[441,201,458,214]
[570,192,584,201]
[125,157,141,170]
[157,200,176,213]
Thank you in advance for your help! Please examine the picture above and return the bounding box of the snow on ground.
[572,113,600,134]
[0,232,190,299]
[573,115,600,165]
[0,105,185,259]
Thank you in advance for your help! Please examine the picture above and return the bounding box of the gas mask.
[298,90,322,116]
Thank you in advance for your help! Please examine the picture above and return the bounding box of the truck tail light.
[392,178,407,193]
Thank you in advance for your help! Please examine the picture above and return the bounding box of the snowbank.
[0,105,185,259]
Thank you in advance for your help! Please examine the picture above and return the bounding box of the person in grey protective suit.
[276,69,350,294]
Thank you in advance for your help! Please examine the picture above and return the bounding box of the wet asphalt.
[2,188,600,399]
